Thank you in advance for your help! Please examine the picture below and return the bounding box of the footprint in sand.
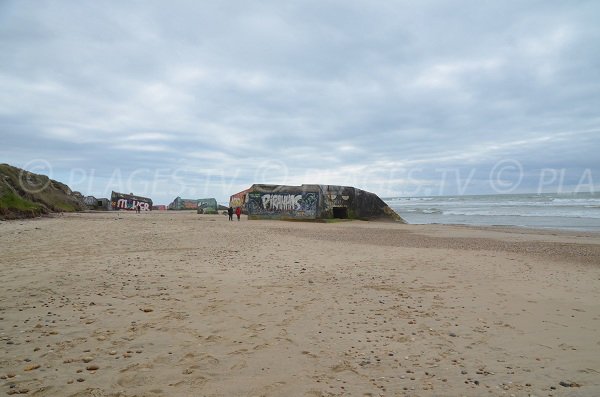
[117,371,153,388]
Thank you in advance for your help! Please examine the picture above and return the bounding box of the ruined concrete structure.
[232,184,404,222]
[167,197,219,213]
[111,191,152,211]
[197,198,218,214]
[168,197,199,210]
[84,196,111,210]
[229,188,250,209]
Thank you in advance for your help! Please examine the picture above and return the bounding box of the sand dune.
[1,212,599,396]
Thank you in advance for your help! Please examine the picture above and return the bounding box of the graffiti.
[168,197,198,210]
[111,191,152,211]
[182,200,197,210]
[326,186,354,207]
[114,199,150,211]
[247,192,318,218]
[230,188,250,209]
[83,195,110,210]
[197,198,218,214]
[230,197,244,208]
[261,194,302,211]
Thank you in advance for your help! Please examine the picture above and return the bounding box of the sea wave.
[384,193,600,229]
[405,208,443,214]
[440,210,600,219]
[385,197,434,202]
[551,198,600,204]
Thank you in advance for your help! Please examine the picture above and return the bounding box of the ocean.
[384,192,600,232]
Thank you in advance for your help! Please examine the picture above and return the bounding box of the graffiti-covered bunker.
[168,197,199,210]
[84,196,111,210]
[197,198,218,214]
[237,184,404,222]
[111,191,153,211]
[230,188,251,210]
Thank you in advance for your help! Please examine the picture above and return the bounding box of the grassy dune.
[0,163,84,220]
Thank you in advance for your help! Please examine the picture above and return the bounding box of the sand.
[1,211,599,397]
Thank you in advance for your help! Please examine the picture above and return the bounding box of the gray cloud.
[1,0,599,203]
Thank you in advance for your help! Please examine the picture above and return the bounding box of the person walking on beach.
[228,206,234,221]
[136,203,141,214]
[235,206,241,221]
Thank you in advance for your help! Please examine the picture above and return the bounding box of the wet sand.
[1,211,599,396]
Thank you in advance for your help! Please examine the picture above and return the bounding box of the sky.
[1,1,599,204]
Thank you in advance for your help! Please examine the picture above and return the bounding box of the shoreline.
[1,212,599,396]
[405,220,600,234]
[4,209,600,236]
[387,192,600,234]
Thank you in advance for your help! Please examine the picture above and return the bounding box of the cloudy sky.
[1,1,599,203]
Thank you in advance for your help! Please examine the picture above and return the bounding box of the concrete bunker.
[197,198,218,214]
[333,207,348,219]
[168,197,199,210]
[111,191,152,211]
[232,184,404,222]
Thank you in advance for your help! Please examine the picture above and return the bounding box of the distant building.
[83,195,97,207]
[111,191,152,211]
[197,198,218,214]
[152,205,167,211]
[232,184,404,221]
[95,198,111,210]
[84,196,111,210]
[168,197,200,210]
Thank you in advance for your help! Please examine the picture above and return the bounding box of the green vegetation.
[0,163,85,220]
[0,190,41,211]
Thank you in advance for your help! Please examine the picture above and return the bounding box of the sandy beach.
[1,211,599,397]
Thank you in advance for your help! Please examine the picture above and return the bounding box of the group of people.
[228,206,242,221]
